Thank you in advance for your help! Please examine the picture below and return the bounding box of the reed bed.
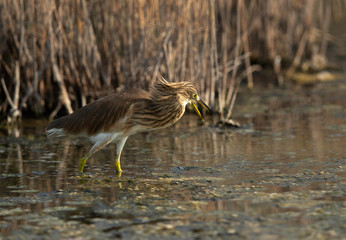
[0,0,344,123]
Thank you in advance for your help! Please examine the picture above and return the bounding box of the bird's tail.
[46,117,69,138]
[45,127,66,138]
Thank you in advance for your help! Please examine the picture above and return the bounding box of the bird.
[46,76,211,175]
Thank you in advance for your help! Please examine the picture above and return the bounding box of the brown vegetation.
[0,0,344,123]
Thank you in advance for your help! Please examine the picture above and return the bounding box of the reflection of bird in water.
[46,77,211,175]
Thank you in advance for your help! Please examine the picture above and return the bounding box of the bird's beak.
[190,97,211,122]
[198,98,212,112]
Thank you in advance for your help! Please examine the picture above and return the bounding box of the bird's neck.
[151,94,186,121]
[131,93,186,130]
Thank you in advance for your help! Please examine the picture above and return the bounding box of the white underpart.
[88,132,128,155]
[46,116,148,157]
[89,132,121,144]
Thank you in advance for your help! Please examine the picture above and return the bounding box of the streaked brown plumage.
[46,77,210,175]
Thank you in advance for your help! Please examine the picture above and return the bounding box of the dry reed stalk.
[209,0,218,110]
[47,0,73,115]
[286,31,309,79]
[0,0,341,124]
[240,1,253,90]
[223,0,242,121]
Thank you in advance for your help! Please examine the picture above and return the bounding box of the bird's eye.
[192,94,197,99]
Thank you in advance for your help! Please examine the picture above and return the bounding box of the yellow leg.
[114,152,123,173]
[114,137,127,176]
[78,136,115,175]
[78,154,90,175]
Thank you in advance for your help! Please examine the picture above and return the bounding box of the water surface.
[0,80,345,239]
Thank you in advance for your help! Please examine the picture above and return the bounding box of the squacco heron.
[46,77,211,175]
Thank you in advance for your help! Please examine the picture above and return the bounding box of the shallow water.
[1,80,346,239]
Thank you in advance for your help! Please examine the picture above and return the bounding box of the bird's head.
[181,84,211,122]
[152,76,211,122]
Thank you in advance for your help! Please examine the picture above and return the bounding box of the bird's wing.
[46,89,151,135]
